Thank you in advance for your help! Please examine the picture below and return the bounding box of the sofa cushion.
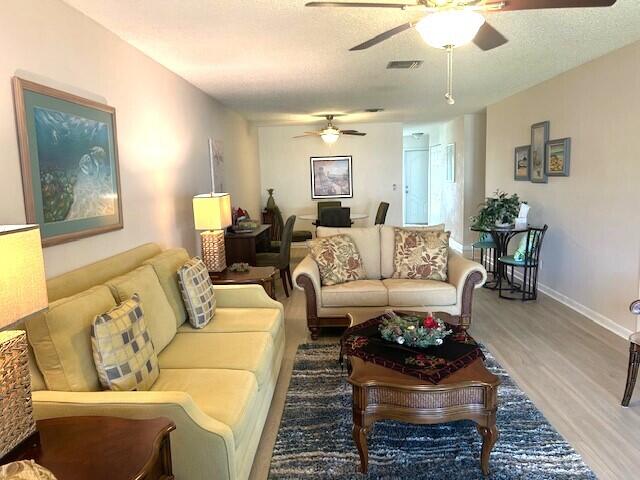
[26,286,116,392]
[380,224,445,278]
[308,235,367,286]
[383,279,457,307]
[143,248,190,327]
[151,368,259,448]
[177,308,282,340]
[178,258,216,329]
[317,226,381,279]
[91,294,159,391]
[392,229,450,281]
[105,265,178,353]
[321,280,388,307]
[158,332,274,388]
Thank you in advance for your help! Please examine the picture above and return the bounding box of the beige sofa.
[293,226,487,338]
[22,243,284,480]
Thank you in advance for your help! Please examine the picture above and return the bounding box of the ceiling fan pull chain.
[445,45,455,105]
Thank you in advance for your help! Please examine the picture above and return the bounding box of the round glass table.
[471,225,529,290]
[299,213,369,221]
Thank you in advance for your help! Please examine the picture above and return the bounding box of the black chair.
[472,233,497,282]
[317,207,352,228]
[256,215,296,297]
[374,202,390,225]
[267,206,311,252]
[313,201,342,227]
[497,225,548,301]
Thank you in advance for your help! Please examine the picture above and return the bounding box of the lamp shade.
[416,10,485,49]
[193,193,232,231]
[0,225,47,328]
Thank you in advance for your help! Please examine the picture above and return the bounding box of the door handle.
[405,187,409,194]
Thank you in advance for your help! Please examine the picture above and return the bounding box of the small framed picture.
[514,145,531,181]
[445,143,455,182]
[545,138,571,177]
[310,155,353,199]
[530,121,549,183]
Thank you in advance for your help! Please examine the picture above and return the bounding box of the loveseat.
[293,226,486,339]
[22,243,284,480]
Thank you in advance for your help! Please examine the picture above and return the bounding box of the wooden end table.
[348,356,500,476]
[2,416,175,480]
[209,266,277,299]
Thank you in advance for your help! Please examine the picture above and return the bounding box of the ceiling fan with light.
[294,115,367,144]
[306,0,617,104]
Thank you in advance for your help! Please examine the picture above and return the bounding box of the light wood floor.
[249,272,640,480]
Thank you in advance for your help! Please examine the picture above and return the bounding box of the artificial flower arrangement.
[379,310,452,349]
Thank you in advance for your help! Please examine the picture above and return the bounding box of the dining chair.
[256,215,295,297]
[622,300,640,406]
[374,202,390,225]
[267,206,311,252]
[317,201,341,218]
[497,225,548,301]
[472,233,497,280]
[317,207,352,228]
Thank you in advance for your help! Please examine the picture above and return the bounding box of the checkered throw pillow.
[91,294,159,391]
[178,257,216,328]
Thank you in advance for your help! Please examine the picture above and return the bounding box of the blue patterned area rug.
[269,343,595,479]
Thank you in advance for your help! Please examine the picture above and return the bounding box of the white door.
[404,148,429,225]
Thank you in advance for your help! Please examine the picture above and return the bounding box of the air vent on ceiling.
[387,60,423,69]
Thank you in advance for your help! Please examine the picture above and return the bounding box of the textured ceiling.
[63,0,640,126]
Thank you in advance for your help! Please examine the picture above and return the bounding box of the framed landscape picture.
[546,137,571,177]
[530,121,549,183]
[310,155,353,199]
[13,77,122,247]
[514,145,531,181]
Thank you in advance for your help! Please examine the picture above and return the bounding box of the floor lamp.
[193,193,232,272]
[0,225,47,458]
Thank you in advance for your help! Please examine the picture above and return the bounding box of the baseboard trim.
[488,260,632,339]
[450,239,472,253]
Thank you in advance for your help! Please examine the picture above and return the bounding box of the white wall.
[0,0,260,277]
[486,40,640,335]
[258,123,403,231]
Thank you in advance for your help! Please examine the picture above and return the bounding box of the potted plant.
[471,190,524,230]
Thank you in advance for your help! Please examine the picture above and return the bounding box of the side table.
[209,266,278,299]
[2,416,175,480]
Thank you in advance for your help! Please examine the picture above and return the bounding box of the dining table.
[299,213,369,221]
[471,224,529,290]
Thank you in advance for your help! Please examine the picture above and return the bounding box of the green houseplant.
[471,190,524,230]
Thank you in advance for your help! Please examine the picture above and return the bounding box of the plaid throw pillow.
[91,294,159,391]
[308,234,367,286]
[178,257,216,328]
[392,228,450,281]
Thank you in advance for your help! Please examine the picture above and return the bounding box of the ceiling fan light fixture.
[416,10,486,49]
[320,127,341,144]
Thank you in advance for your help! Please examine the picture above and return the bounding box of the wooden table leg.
[477,415,499,476]
[352,385,370,473]
[622,342,640,407]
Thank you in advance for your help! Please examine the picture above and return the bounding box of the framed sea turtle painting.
[13,77,122,247]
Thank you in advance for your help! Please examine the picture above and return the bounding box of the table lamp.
[0,225,47,458]
[193,193,232,272]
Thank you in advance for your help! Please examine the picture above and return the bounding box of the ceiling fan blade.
[350,22,414,51]
[306,1,414,8]
[293,132,321,138]
[496,0,616,11]
[473,22,508,51]
[341,131,367,136]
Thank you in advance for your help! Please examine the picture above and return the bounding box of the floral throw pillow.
[392,228,450,281]
[308,234,367,286]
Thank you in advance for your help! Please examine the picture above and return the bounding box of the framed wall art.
[530,121,549,183]
[13,77,122,247]
[445,143,455,183]
[545,137,571,177]
[514,145,531,181]
[310,155,353,199]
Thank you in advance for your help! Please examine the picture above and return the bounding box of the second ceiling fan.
[306,0,617,104]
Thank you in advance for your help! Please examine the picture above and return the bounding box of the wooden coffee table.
[209,266,277,299]
[347,339,500,475]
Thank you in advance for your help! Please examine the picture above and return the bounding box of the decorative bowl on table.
[228,262,250,272]
[379,311,452,348]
